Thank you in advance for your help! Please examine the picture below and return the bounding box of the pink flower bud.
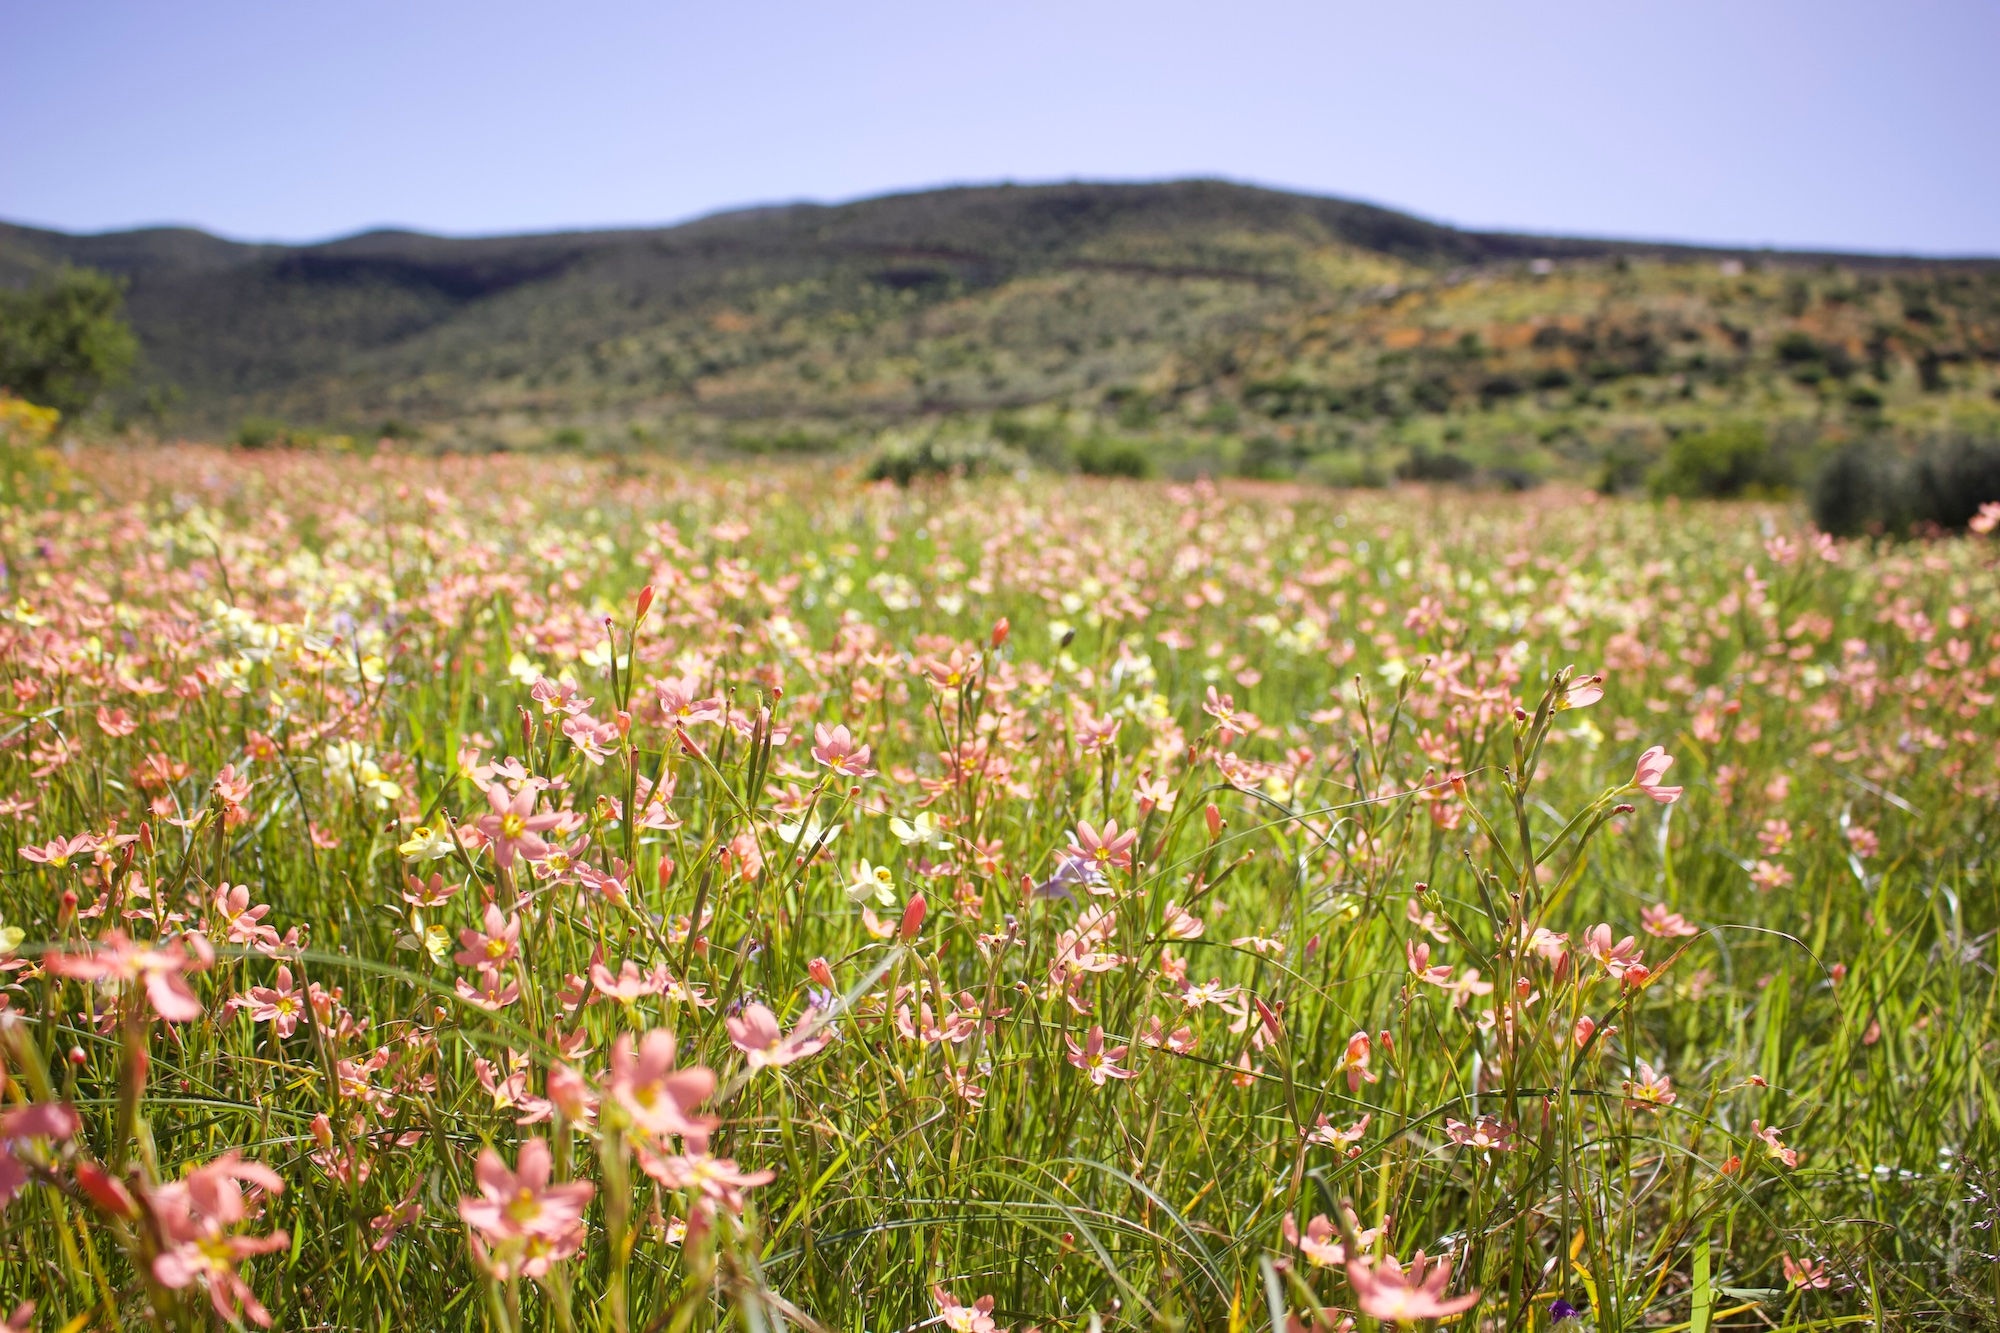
[899,894,928,943]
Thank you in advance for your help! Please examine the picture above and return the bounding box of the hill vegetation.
[3,180,1999,489]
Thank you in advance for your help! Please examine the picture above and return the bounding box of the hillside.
[4,179,1999,479]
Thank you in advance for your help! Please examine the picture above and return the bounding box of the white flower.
[777,817,838,850]
[845,859,897,906]
[398,823,457,863]
[889,811,944,849]
[325,740,403,809]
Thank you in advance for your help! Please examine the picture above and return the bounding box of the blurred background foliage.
[3,180,1999,527]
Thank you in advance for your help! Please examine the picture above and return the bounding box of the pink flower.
[242,965,304,1037]
[656,677,723,729]
[45,931,205,1022]
[1782,1252,1832,1290]
[590,954,670,1002]
[369,1184,424,1252]
[609,1029,717,1143]
[455,903,522,969]
[1202,686,1257,745]
[1304,1112,1370,1151]
[1283,1212,1350,1267]
[560,714,621,766]
[19,832,96,868]
[1752,1119,1801,1169]
[1071,818,1139,874]
[458,1137,594,1281]
[1406,940,1452,986]
[455,968,522,1011]
[1558,672,1605,709]
[1584,924,1646,980]
[1640,904,1698,938]
[0,1102,80,1212]
[148,1153,290,1327]
[1344,1250,1479,1322]
[810,723,876,778]
[933,1286,1001,1333]
[1630,745,1683,804]
[1335,1031,1379,1093]
[1622,1062,1676,1113]
[726,1002,831,1070]
[1064,1024,1136,1085]
[635,1147,774,1215]
[1444,1115,1516,1153]
[1138,1015,1199,1054]
[473,784,562,870]
[212,883,277,948]
[1751,859,1795,892]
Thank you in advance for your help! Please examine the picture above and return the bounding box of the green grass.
[0,433,1995,1330]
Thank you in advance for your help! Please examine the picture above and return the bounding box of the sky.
[3,0,1995,255]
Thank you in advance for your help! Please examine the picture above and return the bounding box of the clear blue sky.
[4,0,1994,254]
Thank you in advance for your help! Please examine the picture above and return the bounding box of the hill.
[4,179,1998,479]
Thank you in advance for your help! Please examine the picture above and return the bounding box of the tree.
[0,266,139,420]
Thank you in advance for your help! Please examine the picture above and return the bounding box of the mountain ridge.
[1,179,1996,473]
[9,176,1999,264]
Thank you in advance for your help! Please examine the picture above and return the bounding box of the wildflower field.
[1,438,1996,1332]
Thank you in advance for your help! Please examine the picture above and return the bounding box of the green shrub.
[1810,435,2000,536]
[1594,437,1653,495]
[1395,445,1474,484]
[232,416,289,450]
[989,413,1072,467]
[727,427,840,456]
[0,266,138,420]
[1072,437,1153,478]
[1647,422,1793,499]
[862,436,1025,486]
[1299,452,1387,489]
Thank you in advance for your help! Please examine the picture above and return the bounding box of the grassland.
[0,415,1996,1330]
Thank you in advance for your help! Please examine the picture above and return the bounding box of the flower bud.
[899,894,927,943]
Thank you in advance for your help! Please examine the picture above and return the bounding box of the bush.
[1299,452,1387,489]
[989,412,1069,466]
[0,266,138,420]
[1072,437,1153,478]
[1812,435,2000,536]
[1647,422,1793,499]
[1395,445,1475,484]
[232,416,289,450]
[1594,437,1653,495]
[727,427,840,456]
[862,436,1025,486]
